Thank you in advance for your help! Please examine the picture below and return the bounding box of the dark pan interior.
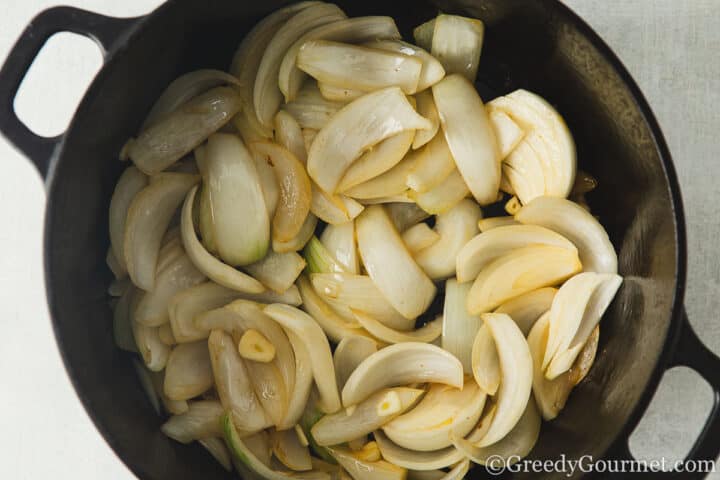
[44,0,682,478]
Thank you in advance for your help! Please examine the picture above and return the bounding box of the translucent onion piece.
[515,196,618,274]
[280,16,401,102]
[253,148,281,218]
[308,87,432,193]
[311,273,413,331]
[338,130,415,192]
[264,304,342,413]
[284,82,346,130]
[133,321,170,372]
[433,74,500,205]
[303,236,346,274]
[384,378,485,451]
[114,287,140,352]
[478,216,518,232]
[158,324,176,346]
[206,133,269,266]
[254,3,347,127]
[272,428,313,471]
[334,336,378,390]
[208,330,271,433]
[489,109,525,159]
[475,313,533,447]
[415,199,481,280]
[181,187,265,293]
[409,168,469,215]
[298,40,423,95]
[386,202,430,232]
[342,342,463,406]
[430,14,484,81]
[245,250,306,293]
[502,140,546,204]
[129,88,241,175]
[274,214,318,253]
[374,431,464,471]
[303,129,318,152]
[124,172,199,290]
[354,310,442,344]
[330,447,406,480]
[413,19,435,51]
[406,133,455,193]
[494,287,557,336]
[198,437,233,472]
[442,279,481,373]
[313,388,423,446]
[343,148,420,200]
[275,110,308,164]
[318,83,364,102]
[401,223,440,255]
[109,166,148,272]
[356,205,436,319]
[282,330,315,429]
[471,324,500,395]
[164,341,213,400]
[311,183,365,225]
[366,39,446,93]
[456,224,577,284]
[161,400,224,444]
[320,222,359,274]
[467,245,582,315]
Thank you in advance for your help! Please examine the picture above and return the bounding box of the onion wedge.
[311,183,365,224]
[406,134,455,193]
[356,205,436,319]
[307,87,431,193]
[163,341,213,401]
[502,140,546,204]
[161,400,224,444]
[334,336,378,390]
[303,236,346,274]
[365,40,445,93]
[456,224,577,283]
[284,82,346,130]
[430,14,484,81]
[109,166,148,272]
[274,110,308,164]
[253,148,281,218]
[467,245,582,315]
[273,213,318,253]
[318,83,364,102]
[330,447,406,480]
[272,428,313,472]
[132,322,171,371]
[433,75,500,205]
[471,324,500,395]
[338,131,415,192]
[374,432,464,471]
[409,168,469,215]
[319,222,359,274]
[343,149,420,200]
[489,109,525,159]
[495,287,557,335]
[342,343,463,406]
[410,90,440,150]
[124,172,199,290]
[386,202,430,232]
[312,388,423,446]
[415,199,481,280]
[442,279,482,373]
[245,250,306,293]
[181,187,265,293]
[515,196,618,273]
[478,216,519,232]
[264,304,342,413]
[353,311,442,344]
[401,223,439,254]
[413,19,435,51]
[282,330,315,429]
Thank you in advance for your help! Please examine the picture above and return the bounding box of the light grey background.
[0,0,717,478]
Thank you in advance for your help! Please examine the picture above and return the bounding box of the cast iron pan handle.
[0,6,138,180]
[604,310,720,479]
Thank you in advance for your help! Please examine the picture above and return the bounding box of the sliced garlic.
[238,329,276,363]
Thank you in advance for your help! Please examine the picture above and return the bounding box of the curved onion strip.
[251,150,281,218]
[410,90,440,150]
[406,133,455,193]
[330,447,406,480]
[401,223,439,254]
[274,110,308,164]
[109,166,148,271]
[312,388,423,446]
[320,222,359,274]
[163,341,214,401]
[413,19,435,50]
[272,428,312,472]
[456,224,577,283]
[245,250,306,293]
[502,140,546,204]
[353,310,441,344]
[129,88,241,175]
[334,336,378,390]
[475,313,533,447]
[433,74,500,205]
[251,141,312,242]
[281,329,315,429]
[358,196,416,206]
[303,129,318,152]
[489,109,525,159]
[409,168,469,215]
[132,321,170,371]
[307,87,431,193]
[384,378,485,451]
[161,400,224,444]
[356,206,436,320]
[264,304,342,413]
[343,148,421,200]
[442,279,481,373]
[254,3,347,127]
[274,214,318,253]
[338,130,415,192]
[298,41,422,95]
[284,82,346,130]
[374,431,464,471]
[342,343,463,406]
[494,287,557,336]
[366,39,445,94]
[311,273,412,331]
[158,324,176,346]
[198,437,233,472]
[311,183,364,225]
[478,216,519,232]
[235,109,273,145]
[415,199,481,280]
[515,196,618,274]
[431,14,484,81]
[471,324,500,395]
[141,69,240,130]
[280,16,401,102]
[181,187,265,293]
[124,172,199,290]
[303,236,346,274]
[208,330,271,432]
[467,245,582,315]
[387,203,430,232]
[318,82,364,102]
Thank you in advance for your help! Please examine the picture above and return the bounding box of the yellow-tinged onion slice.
[273,213,318,254]
[338,130,415,192]
[409,168,469,215]
[478,216,519,232]
[161,400,224,444]
[471,324,500,395]
[334,335,378,390]
[442,279,482,374]
[406,133,455,193]
[163,341,214,401]
[132,321,170,372]
[274,110,308,164]
[284,82,346,131]
[374,431,464,471]
[318,82,364,102]
[245,250,306,294]
[272,428,313,472]
[310,182,364,225]
[489,109,525,159]
[365,39,446,94]
[353,310,442,344]
[413,19,435,51]
[401,223,440,255]
[281,329,315,429]
[494,287,557,336]
[343,148,421,200]
[319,222,359,274]
[329,447,406,480]
[109,166,148,272]
[430,14,484,81]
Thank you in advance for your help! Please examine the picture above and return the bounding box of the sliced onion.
[374,431,464,471]
[161,400,224,444]
[342,343,463,406]
[386,202,430,232]
[158,324,177,346]
[163,341,213,400]
[456,224,577,284]
[413,18,435,49]
[284,82,346,130]
[274,214,318,253]
[494,287,557,335]
[415,199,481,280]
[254,3,347,127]
[198,437,233,472]
[272,428,313,471]
[409,168,469,215]
[343,148,420,200]
[282,329,315,429]
[303,128,318,152]
[330,447,406,480]
[338,131,415,192]
[467,245,582,315]
[430,14,484,81]
[401,223,439,254]
[471,324,500,395]
[274,110,308,164]
[489,109,525,159]
[133,320,170,371]
[354,310,442,344]
[308,87,432,193]
[442,279,481,373]
[313,387,423,446]
[245,250,306,294]
[181,186,265,293]
[303,236,346,274]
[334,336,378,390]
[264,304,342,413]
[208,330,271,432]
[109,166,148,272]
[406,133,455,193]
[366,39,445,93]
[106,247,127,281]
[311,183,365,224]
[318,82,364,102]
[252,148,281,216]
[280,16,401,102]
[478,216,518,232]
[502,140,546,204]
[129,88,241,175]
[320,222,359,274]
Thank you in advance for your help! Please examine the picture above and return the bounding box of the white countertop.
[0,0,718,478]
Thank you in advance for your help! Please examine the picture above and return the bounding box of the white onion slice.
[320,222,359,274]
[406,133,455,193]
[342,343,463,406]
[495,287,557,335]
[303,236,346,274]
[356,205,436,320]
[489,109,525,159]
[334,336,378,390]
[478,216,519,232]
[272,428,312,472]
[343,148,420,200]
[386,202,430,232]
[409,168,469,215]
[274,214,318,253]
[161,400,224,444]
[415,199,481,280]
[163,341,213,400]
[401,223,439,254]
[330,447,406,480]
[132,321,170,372]
[318,82,364,102]
[411,90,440,150]
[471,324,500,395]
[284,82,346,130]
[374,431,464,471]
[158,324,176,346]
[515,196,618,273]
[354,311,442,344]
[442,279,482,373]
[502,140,546,204]
[281,329,315,429]
[308,87,431,193]
[244,251,306,294]
[456,224,577,284]
[274,110,308,164]
[365,40,445,93]
[311,183,365,224]
[413,19,435,50]
[109,166,148,272]
[302,128,318,153]
[338,130,415,192]
[430,14,484,81]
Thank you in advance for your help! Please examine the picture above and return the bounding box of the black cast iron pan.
[1,0,719,478]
